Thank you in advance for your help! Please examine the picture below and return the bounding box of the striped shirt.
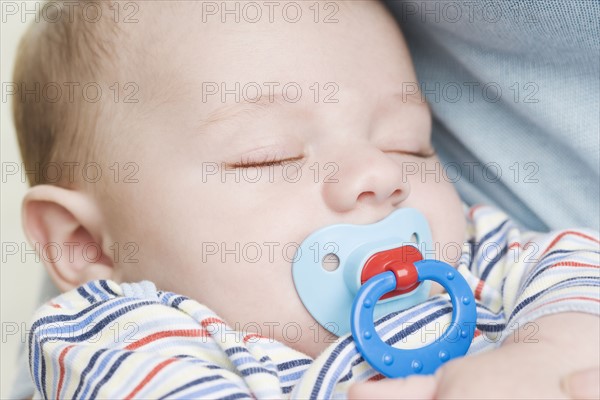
[28,204,600,399]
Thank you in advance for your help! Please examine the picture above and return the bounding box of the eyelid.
[416,148,437,158]
[228,154,305,168]
[226,140,305,168]
[386,148,437,158]
[375,136,435,158]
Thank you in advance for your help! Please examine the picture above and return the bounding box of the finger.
[562,367,600,400]
[348,375,438,400]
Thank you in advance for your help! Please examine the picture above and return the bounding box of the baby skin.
[22,1,598,398]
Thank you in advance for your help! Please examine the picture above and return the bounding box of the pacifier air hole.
[410,233,419,244]
[322,253,340,271]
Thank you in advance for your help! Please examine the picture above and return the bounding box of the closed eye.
[386,149,437,158]
[228,155,305,168]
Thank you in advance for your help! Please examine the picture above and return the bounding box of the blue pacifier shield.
[292,208,433,336]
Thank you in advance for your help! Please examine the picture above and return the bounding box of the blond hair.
[12,0,121,187]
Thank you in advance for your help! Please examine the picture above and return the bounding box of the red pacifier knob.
[387,261,419,291]
[361,246,422,300]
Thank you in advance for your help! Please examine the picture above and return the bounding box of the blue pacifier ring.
[350,260,477,378]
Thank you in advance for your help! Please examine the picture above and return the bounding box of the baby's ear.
[22,185,115,292]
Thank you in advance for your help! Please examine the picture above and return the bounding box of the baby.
[12,0,599,398]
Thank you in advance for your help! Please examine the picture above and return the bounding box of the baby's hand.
[349,341,568,399]
[348,374,437,399]
[349,313,599,399]
[427,339,570,399]
[348,362,600,399]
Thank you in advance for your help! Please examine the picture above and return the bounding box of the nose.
[322,145,410,213]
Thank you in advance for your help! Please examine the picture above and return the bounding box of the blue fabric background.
[386,0,600,232]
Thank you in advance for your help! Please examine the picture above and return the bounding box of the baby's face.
[99,1,465,357]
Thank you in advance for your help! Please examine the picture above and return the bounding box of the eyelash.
[230,155,305,168]
[417,150,437,158]
[390,149,437,159]
[228,149,434,169]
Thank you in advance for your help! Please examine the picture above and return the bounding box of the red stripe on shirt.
[474,279,485,300]
[542,231,600,255]
[125,357,178,399]
[243,333,266,343]
[549,261,599,269]
[125,329,209,351]
[368,373,385,382]
[200,317,226,328]
[56,344,75,399]
[469,204,484,220]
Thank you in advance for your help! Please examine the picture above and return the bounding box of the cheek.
[430,186,466,263]
[407,172,466,263]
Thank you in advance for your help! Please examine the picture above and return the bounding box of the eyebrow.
[196,89,427,132]
[198,93,290,131]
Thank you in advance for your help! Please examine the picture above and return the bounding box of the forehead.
[104,0,428,151]
[119,1,416,99]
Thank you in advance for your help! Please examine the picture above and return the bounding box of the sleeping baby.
[12,0,599,398]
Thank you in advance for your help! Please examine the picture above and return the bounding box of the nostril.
[357,189,405,207]
[357,191,377,204]
[390,189,404,206]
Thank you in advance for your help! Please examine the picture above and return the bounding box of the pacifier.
[292,208,476,378]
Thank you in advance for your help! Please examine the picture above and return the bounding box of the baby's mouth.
[292,207,433,336]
